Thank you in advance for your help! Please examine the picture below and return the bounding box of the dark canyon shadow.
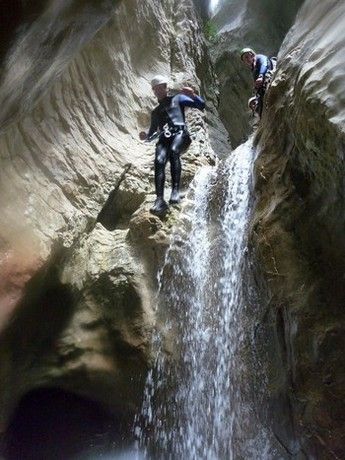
[0,0,46,63]
[1,387,133,460]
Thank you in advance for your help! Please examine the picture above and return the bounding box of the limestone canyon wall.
[0,0,227,434]
[251,0,345,457]
[1,0,345,458]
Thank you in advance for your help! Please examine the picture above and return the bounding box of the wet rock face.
[0,0,120,131]
[251,0,345,456]
[211,0,303,147]
[0,0,226,435]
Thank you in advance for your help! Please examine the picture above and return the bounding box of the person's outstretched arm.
[179,87,205,110]
[257,55,270,76]
[255,55,271,88]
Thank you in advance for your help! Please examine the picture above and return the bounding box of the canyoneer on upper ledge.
[139,75,205,215]
[240,47,277,118]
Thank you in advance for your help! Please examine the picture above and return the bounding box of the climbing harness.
[248,96,259,116]
[162,124,186,139]
[163,123,172,138]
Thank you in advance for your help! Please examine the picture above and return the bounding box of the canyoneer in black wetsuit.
[240,47,277,117]
[139,75,205,214]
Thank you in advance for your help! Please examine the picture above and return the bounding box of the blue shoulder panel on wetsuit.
[254,54,271,79]
[146,94,205,141]
[177,94,205,110]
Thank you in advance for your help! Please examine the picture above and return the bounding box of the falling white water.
[135,139,275,459]
[210,0,220,15]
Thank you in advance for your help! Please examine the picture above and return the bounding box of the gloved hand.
[255,76,264,88]
[181,86,196,98]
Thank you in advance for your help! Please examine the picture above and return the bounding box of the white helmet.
[151,75,168,88]
[240,47,256,60]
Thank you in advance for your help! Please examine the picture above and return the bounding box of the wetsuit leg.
[154,139,169,198]
[150,139,170,214]
[169,133,182,191]
[169,131,191,203]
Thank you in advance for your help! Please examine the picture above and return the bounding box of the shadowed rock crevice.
[0,251,79,435]
[2,387,132,460]
[96,163,147,231]
[210,0,304,147]
[0,1,47,64]
[0,252,75,360]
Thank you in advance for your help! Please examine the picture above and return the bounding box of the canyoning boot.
[169,188,180,205]
[150,197,168,215]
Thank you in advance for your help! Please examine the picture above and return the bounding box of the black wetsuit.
[147,93,205,200]
[252,54,273,116]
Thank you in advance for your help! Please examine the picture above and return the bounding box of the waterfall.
[135,139,275,459]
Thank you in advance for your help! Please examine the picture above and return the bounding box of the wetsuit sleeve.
[178,94,205,111]
[147,109,159,141]
[256,55,270,77]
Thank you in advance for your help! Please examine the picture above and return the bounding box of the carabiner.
[163,124,172,138]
